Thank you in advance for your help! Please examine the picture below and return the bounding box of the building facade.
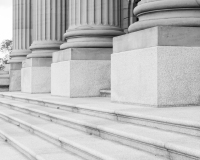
[10,0,200,107]
[11,0,132,94]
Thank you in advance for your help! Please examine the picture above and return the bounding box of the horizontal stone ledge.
[114,26,200,53]
[22,58,52,68]
[53,48,112,63]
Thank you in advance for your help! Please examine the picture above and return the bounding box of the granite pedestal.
[9,63,22,91]
[112,26,200,107]
[51,48,111,97]
[21,58,51,93]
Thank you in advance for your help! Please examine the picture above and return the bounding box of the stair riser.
[45,102,117,121]
[1,94,199,138]
[29,100,45,106]
[117,116,200,138]
[34,129,100,160]
[0,131,37,160]
[15,98,29,103]
[3,96,13,100]
[0,105,199,160]
[100,131,169,158]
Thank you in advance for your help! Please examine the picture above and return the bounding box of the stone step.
[0,99,199,160]
[0,118,84,160]
[0,137,29,160]
[0,106,163,160]
[100,90,111,97]
[0,92,199,138]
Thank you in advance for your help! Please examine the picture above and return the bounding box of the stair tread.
[1,92,200,127]
[0,138,29,160]
[0,107,163,160]
[0,100,200,158]
[0,118,84,160]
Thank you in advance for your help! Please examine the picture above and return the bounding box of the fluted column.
[129,0,200,32]
[29,0,67,58]
[11,0,32,63]
[60,0,124,49]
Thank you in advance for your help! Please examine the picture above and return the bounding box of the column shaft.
[29,0,67,58]
[61,0,124,49]
[11,0,32,63]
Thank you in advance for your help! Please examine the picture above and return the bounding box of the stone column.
[51,0,124,98]
[60,0,124,49]
[111,0,200,107]
[29,0,66,58]
[10,0,32,91]
[21,0,67,93]
[121,0,129,33]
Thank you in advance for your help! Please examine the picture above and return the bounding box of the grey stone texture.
[9,70,21,91]
[22,58,52,68]
[9,63,21,91]
[51,48,112,97]
[21,66,51,94]
[51,60,111,98]
[0,92,200,160]
[10,63,22,70]
[114,26,200,53]
[112,45,200,107]
[53,48,112,63]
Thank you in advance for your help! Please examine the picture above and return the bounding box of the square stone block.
[21,67,51,93]
[114,26,200,53]
[111,46,200,107]
[9,70,21,91]
[51,60,111,97]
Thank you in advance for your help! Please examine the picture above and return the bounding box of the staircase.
[0,92,199,160]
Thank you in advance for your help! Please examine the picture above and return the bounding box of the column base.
[112,46,200,107]
[51,48,111,97]
[21,58,51,94]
